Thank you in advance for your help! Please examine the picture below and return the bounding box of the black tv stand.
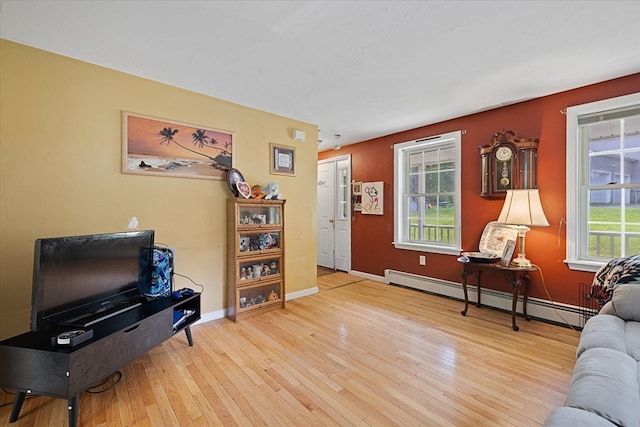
[0,293,200,427]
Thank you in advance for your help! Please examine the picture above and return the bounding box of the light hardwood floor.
[1,272,579,426]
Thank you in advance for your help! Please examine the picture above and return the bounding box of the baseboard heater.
[383,269,584,328]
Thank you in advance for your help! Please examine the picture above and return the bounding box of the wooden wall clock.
[479,130,539,197]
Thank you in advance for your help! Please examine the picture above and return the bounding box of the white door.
[317,161,335,268]
[317,156,351,271]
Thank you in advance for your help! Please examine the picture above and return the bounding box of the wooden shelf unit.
[227,198,285,321]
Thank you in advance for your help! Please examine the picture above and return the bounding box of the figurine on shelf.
[262,233,276,249]
[269,261,278,274]
[267,290,279,301]
[251,185,265,199]
[262,264,271,276]
[250,214,266,224]
[252,264,261,278]
[240,236,250,252]
[240,211,251,225]
[262,182,282,200]
[249,236,260,251]
[240,267,247,280]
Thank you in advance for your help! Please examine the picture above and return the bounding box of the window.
[394,131,461,254]
[337,166,348,220]
[566,93,640,272]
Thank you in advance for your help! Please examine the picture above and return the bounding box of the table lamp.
[497,189,549,267]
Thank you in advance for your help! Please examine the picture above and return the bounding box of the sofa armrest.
[601,284,640,321]
[599,301,614,315]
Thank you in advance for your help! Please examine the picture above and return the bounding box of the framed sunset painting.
[122,111,233,180]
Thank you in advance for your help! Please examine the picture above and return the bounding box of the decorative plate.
[478,221,519,256]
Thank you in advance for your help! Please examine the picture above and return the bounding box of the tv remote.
[54,329,94,347]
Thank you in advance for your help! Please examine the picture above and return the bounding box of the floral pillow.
[589,255,640,307]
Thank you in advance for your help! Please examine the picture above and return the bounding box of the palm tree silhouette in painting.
[157,127,231,171]
[191,129,210,149]
[191,128,232,169]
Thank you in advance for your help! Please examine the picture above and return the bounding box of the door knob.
[329,219,334,223]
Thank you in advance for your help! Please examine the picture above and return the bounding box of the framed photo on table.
[501,239,517,266]
[270,143,295,176]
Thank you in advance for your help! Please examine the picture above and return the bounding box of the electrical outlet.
[419,255,426,265]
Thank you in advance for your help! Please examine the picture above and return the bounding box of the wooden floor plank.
[0,273,579,426]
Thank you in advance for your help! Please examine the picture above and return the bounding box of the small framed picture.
[226,168,245,197]
[501,239,517,266]
[352,181,362,211]
[270,143,296,176]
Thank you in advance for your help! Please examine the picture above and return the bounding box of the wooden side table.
[457,257,536,331]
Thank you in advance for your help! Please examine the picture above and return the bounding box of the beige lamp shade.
[497,189,549,227]
[497,189,548,267]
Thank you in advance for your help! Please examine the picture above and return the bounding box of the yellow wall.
[0,40,318,339]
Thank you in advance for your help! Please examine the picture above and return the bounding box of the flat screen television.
[30,230,155,332]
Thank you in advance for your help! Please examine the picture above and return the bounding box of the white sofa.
[544,255,640,427]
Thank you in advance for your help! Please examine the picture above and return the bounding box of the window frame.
[566,92,640,272]
[393,130,462,255]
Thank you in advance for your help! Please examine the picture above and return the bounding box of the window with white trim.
[566,93,640,272]
[394,131,461,254]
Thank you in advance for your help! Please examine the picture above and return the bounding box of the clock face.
[495,146,513,162]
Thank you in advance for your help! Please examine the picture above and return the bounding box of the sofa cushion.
[577,314,626,359]
[565,347,639,427]
[543,407,616,427]
[625,321,640,362]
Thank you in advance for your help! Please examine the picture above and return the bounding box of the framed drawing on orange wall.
[362,181,383,215]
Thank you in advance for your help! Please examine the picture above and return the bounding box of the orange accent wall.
[319,73,640,306]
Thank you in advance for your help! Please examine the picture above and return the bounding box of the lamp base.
[510,254,532,268]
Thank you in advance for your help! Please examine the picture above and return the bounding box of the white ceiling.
[2,1,640,151]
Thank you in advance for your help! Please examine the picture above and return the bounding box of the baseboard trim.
[198,269,582,329]
[373,269,583,328]
[195,286,319,325]
[286,286,319,301]
[348,270,386,282]
[197,309,225,324]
